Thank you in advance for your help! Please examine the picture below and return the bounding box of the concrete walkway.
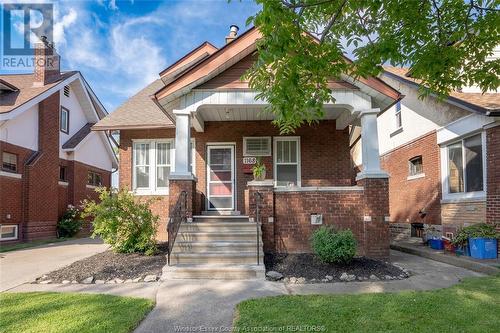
[0,238,108,292]
[6,250,486,333]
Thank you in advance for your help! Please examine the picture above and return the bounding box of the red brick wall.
[486,125,500,225]
[0,142,33,240]
[119,120,355,224]
[380,131,441,225]
[24,92,60,240]
[273,189,364,253]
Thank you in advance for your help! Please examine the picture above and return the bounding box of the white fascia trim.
[436,113,495,145]
[0,73,79,121]
[0,171,22,179]
[80,74,108,116]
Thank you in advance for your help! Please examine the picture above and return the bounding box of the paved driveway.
[0,238,108,292]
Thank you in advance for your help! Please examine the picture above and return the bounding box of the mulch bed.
[265,253,408,283]
[42,246,167,283]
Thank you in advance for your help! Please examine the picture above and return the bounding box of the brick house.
[0,39,118,243]
[94,26,401,277]
[353,64,499,241]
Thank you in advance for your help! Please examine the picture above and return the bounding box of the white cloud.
[53,8,77,45]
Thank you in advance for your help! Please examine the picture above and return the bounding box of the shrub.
[82,187,159,255]
[452,223,499,247]
[311,226,357,264]
[57,205,83,238]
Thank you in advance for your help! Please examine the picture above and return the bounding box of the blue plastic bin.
[429,239,444,250]
[469,238,498,259]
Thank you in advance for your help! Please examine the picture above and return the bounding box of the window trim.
[0,224,19,241]
[59,166,67,182]
[273,136,301,188]
[2,151,18,173]
[395,101,402,130]
[441,131,487,201]
[87,170,102,187]
[60,106,70,134]
[243,136,272,156]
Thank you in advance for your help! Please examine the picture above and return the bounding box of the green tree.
[245,0,500,133]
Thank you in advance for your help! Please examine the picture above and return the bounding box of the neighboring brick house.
[94,24,402,273]
[0,39,118,243]
[354,64,499,241]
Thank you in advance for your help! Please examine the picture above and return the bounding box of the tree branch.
[320,0,348,43]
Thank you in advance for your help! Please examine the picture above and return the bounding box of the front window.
[60,107,69,134]
[274,137,300,187]
[447,133,483,194]
[2,152,17,172]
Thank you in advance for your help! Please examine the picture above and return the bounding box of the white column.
[170,109,193,179]
[356,108,389,180]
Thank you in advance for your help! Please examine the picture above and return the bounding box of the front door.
[206,145,235,211]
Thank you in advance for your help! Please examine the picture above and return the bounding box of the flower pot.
[469,238,498,259]
[429,239,444,250]
[253,170,266,181]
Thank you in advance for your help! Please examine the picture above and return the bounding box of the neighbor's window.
[2,152,17,172]
[0,224,18,241]
[243,137,271,156]
[408,156,423,176]
[87,171,102,187]
[274,137,300,187]
[447,133,483,194]
[60,106,69,134]
[395,101,402,128]
[59,166,67,181]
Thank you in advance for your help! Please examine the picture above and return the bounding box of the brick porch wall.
[119,120,355,230]
[486,125,500,225]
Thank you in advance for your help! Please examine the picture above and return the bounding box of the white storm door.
[206,145,235,210]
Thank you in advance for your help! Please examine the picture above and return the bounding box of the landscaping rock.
[115,278,124,284]
[289,277,297,284]
[266,271,284,281]
[132,277,142,283]
[384,275,394,280]
[369,274,380,281]
[124,279,133,283]
[321,278,329,282]
[325,275,334,281]
[71,280,78,284]
[62,280,70,284]
[340,272,356,282]
[144,275,157,282]
[297,277,306,284]
[106,280,116,284]
[95,280,105,284]
[39,280,52,284]
[81,276,94,284]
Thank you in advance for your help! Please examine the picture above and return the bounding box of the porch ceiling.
[197,105,347,122]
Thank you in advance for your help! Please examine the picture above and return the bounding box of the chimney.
[225,25,239,44]
[34,36,60,87]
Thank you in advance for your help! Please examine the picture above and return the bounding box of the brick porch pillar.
[356,108,390,259]
[247,180,275,253]
[169,177,196,219]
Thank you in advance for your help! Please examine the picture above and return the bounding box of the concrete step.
[164,264,266,280]
[176,231,260,242]
[169,252,262,265]
[179,222,258,232]
[173,241,263,253]
[192,215,250,223]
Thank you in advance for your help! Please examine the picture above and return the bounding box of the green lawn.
[0,238,73,253]
[0,292,154,333]
[234,275,500,333]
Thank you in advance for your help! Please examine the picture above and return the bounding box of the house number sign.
[242,157,257,174]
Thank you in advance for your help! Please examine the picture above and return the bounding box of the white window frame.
[441,131,487,202]
[243,137,272,156]
[132,138,196,195]
[0,224,18,241]
[395,101,402,129]
[408,156,424,177]
[60,106,69,134]
[273,136,301,187]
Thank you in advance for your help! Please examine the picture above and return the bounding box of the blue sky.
[1,0,260,112]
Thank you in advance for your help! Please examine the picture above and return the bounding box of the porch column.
[171,109,192,178]
[355,108,390,259]
[169,109,196,220]
[356,108,388,180]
